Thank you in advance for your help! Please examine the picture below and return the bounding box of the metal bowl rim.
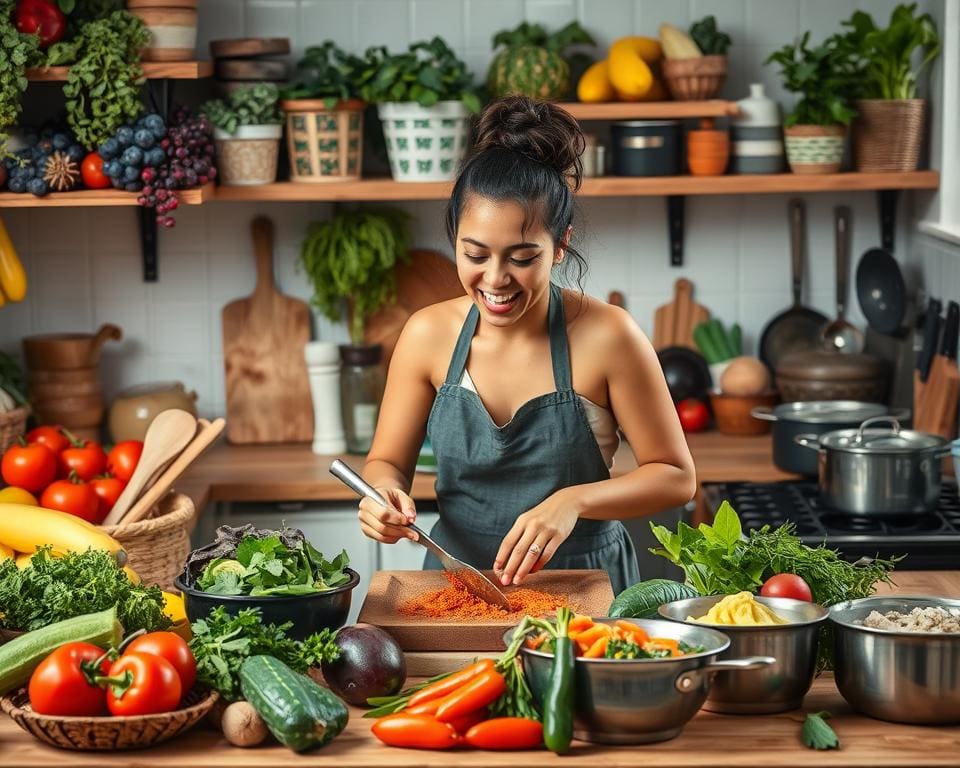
[658,594,829,629]
[828,594,960,636]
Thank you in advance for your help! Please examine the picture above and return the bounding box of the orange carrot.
[434,669,507,724]
[407,658,495,708]
[371,713,460,750]
[582,635,608,658]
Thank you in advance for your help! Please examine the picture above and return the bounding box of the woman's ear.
[555,225,573,265]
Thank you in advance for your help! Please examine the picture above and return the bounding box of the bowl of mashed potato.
[659,592,828,713]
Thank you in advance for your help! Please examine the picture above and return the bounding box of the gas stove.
[701,480,960,570]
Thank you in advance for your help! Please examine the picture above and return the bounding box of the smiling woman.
[359,96,696,595]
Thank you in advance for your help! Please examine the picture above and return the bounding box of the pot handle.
[793,433,822,451]
[856,415,901,442]
[675,656,776,693]
[751,406,777,422]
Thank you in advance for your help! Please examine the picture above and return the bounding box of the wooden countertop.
[2,571,957,767]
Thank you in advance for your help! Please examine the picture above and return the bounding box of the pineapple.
[487,21,595,101]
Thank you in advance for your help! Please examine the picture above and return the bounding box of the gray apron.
[423,283,640,595]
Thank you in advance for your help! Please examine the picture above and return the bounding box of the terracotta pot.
[852,99,925,172]
[662,55,727,101]
[687,118,729,176]
[127,0,198,62]
[709,390,778,436]
[783,124,847,174]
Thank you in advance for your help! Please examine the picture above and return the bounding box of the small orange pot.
[687,118,729,176]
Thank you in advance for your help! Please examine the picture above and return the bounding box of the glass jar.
[339,344,385,454]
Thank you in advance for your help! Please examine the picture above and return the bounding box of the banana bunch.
[0,503,126,566]
[0,217,27,307]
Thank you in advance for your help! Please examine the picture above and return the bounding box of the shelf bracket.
[878,189,898,252]
[667,195,685,266]
[137,79,174,282]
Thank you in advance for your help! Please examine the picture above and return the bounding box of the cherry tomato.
[80,152,111,189]
[104,652,182,716]
[124,631,196,693]
[40,476,102,523]
[760,573,814,602]
[106,440,143,483]
[676,398,710,433]
[26,425,69,455]
[28,642,109,716]
[58,435,107,481]
[90,475,126,517]
[1,441,57,493]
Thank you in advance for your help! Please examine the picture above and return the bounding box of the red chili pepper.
[465,717,544,750]
[15,0,66,47]
[434,669,507,724]
[371,713,459,750]
[406,658,495,708]
[447,708,487,735]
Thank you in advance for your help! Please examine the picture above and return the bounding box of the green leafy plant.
[765,32,859,127]
[834,3,940,100]
[356,36,481,112]
[299,207,411,344]
[281,40,366,106]
[689,15,732,55]
[201,83,282,135]
[0,1,41,153]
[801,711,840,750]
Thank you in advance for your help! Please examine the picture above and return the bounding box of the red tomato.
[28,642,109,716]
[40,477,102,523]
[81,152,111,189]
[760,573,814,602]
[58,436,107,481]
[1,442,57,493]
[124,631,196,693]
[676,398,710,433]
[106,440,143,483]
[25,425,69,455]
[104,652,181,716]
[90,475,126,517]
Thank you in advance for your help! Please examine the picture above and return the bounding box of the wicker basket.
[0,687,218,750]
[282,98,365,182]
[662,55,727,101]
[102,491,194,591]
[0,405,28,454]
[853,99,925,172]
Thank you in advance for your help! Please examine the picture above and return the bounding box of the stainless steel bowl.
[829,596,960,724]
[658,595,827,713]
[506,618,773,744]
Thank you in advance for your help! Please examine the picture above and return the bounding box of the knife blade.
[941,301,959,362]
[918,298,942,383]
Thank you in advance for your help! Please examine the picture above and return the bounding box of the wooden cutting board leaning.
[653,278,710,351]
[222,217,314,444]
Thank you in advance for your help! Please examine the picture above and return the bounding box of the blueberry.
[145,114,166,138]
[66,144,85,164]
[134,129,155,150]
[116,126,135,147]
[52,133,70,150]
[99,137,120,160]
[103,160,121,178]
[27,178,49,196]
[21,166,36,180]
[124,181,142,192]
[7,178,26,193]
[122,165,140,183]
[146,147,167,167]
[121,146,143,167]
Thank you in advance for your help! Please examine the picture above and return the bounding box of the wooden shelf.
[0,183,214,208]
[25,60,213,82]
[557,101,739,120]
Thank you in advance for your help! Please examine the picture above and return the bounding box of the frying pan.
[759,199,829,373]
[855,191,907,335]
[657,346,712,403]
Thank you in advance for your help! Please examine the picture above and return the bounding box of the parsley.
[188,606,339,701]
[802,711,840,750]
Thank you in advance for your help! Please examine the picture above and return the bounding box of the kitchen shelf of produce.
[26,61,214,82]
[0,183,214,208]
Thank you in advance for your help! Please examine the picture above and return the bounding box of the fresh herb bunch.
[188,606,340,701]
[201,83,282,136]
[196,533,351,597]
[299,207,411,344]
[690,15,732,55]
[357,36,481,112]
[833,3,940,100]
[802,711,840,750]
[282,40,367,106]
[0,548,170,633]
[0,1,41,153]
[764,32,859,127]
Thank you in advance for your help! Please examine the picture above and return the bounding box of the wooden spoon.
[101,409,198,525]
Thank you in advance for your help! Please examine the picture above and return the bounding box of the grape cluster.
[3,128,85,196]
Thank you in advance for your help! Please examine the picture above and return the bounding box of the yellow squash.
[0,217,27,302]
[0,503,126,565]
[607,36,662,99]
[0,542,13,561]
[577,60,616,102]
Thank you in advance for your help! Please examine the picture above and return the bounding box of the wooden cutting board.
[222,217,314,444]
[357,569,615,651]
[653,278,710,350]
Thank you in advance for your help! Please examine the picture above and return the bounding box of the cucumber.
[693,322,719,364]
[728,323,743,356]
[0,606,123,695]
[240,655,348,752]
[608,579,700,619]
[708,319,733,361]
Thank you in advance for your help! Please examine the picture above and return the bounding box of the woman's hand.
[494,489,580,586]
[358,488,419,544]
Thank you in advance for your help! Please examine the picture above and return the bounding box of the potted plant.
[280,41,367,183]
[202,83,283,185]
[357,37,481,182]
[834,3,940,172]
[765,32,857,174]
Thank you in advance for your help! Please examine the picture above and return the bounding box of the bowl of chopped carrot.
[506,614,775,745]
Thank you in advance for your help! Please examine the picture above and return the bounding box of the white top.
[459,369,620,469]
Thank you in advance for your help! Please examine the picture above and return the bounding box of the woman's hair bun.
[473,95,584,184]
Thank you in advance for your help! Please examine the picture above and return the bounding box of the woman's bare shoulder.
[394,296,472,383]
[563,289,647,348]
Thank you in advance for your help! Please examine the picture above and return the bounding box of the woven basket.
[853,99,925,172]
[102,491,194,591]
[662,55,727,101]
[0,405,28,454]
[0,687,218,751]
[282,99,364,182]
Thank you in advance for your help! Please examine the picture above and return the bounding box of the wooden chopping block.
[653,278,710,350]
[216,58,289,82]
[209,37,291,59]
[222,217,314,444]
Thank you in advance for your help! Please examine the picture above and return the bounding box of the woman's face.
[455,195,561,327]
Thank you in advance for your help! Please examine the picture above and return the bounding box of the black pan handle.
[789,198,805,307]
[918,298,942,382]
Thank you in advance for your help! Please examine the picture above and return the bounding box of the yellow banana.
[0,503,126,565]
[0,217,26,302]
[0,542,13,561]
[123,565,141,584]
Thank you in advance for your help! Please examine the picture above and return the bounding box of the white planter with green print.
[378,101,470,182]
[783,124,847,175]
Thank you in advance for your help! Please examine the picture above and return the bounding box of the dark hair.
[445,96,587,289]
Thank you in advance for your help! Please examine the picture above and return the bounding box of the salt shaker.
[304,341,346,454]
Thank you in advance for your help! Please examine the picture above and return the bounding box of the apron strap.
[548,283,573,392]
[444,303,480,385]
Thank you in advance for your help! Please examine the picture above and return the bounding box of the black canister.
[610,120,680,176]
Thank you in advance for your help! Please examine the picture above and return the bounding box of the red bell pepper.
[15,0,67,47]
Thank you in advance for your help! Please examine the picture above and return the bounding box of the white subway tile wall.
[0,0,952,422]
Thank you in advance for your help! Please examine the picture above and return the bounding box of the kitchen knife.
[917,298,942,383]
[941,301,959,362]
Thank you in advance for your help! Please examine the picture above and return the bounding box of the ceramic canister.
[731,84,785,174]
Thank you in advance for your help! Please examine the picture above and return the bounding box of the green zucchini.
[0,606,123,695]
[240,655,348,752]
[608,579,700,619]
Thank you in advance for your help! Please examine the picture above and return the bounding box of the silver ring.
[528,543,542,556]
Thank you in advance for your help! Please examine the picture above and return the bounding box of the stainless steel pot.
[795,416,952,514]
[829,596,960,724]
[508,619,774,744]
[751,400,906,476]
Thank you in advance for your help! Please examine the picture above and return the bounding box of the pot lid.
[773,400,890,424]
[776,351,886,381]
[819,418,948,454]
